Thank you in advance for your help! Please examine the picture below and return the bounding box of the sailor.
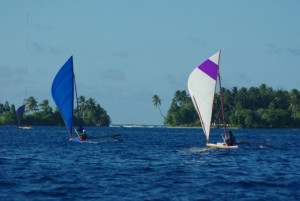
[80,129,88,141]
[225,131,236,146]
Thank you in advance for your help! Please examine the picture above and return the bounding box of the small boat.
[17,10,32,130]
[188,50,238,149]
[260,145,273,149]
[52,56,122,143]
[16,105,32,129]
[51,56,85,143]
[207,142,238,149]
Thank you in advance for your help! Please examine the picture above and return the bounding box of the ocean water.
[0,126,299,201]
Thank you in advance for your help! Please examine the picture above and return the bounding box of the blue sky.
[1,0,300,125]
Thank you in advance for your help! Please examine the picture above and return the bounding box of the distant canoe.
[19,126,32,129]
[260,145,273,148]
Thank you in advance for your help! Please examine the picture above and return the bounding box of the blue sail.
[16,105,25,126]
[51,56,74,137]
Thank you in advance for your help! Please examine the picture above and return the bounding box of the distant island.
[153,84,300,129]
[0,96,111,127]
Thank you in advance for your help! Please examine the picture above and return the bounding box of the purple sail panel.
[198,59,218,80]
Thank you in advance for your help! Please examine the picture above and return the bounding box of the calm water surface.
[0,126,299,200]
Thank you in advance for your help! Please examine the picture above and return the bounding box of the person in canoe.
[79,129,88,141]
[74,124,87,141]
[224,131,236,146]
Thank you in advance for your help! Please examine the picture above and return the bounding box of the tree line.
[0,96,111,126]
[153,84,300,128]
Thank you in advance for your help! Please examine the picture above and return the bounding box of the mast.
[74,72,81,124]
[26,0,29,100]
[217,50,227,135]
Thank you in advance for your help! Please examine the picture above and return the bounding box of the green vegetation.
[152,95,165,119]
[155,84,300,128]
[0,96,111,126]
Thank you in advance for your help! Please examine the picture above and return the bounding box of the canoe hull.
[19,126,32,129]
[207,142,238,149]
[69,137,87,143]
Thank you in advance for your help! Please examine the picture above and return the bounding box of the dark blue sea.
[0,126,299,201]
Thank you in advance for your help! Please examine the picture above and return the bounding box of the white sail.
[187,51,220,142]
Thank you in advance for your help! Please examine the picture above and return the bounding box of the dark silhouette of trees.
[161,85,300,128]
[0,96,111,126]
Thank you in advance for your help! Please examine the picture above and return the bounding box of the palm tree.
[0,103,4,115]
[248,87,259,110]
[152,95,165,119]
[289,89,300,107]
[4,101,10,112]
[180,90,188,106]
[39,99,52,113]
[236,87,248,108]
[24,96,38,113]
[289,89,300,125]
[173,90,188,106]
[39,99,48,110]
[86,98,96,116]
[274,90,289,109]
[77,96,87,119]
[258,84,269,108]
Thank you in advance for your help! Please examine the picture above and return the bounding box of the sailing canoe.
[188,51,238,149]
[17,105,32,129]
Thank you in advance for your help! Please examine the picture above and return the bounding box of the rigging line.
[75,78,94,99]
[218,72,227,135]
[218,71,234,90]
[217,50,227,135]
[212,105,222,126]
[25,0,30,100]
[219,74,234,115]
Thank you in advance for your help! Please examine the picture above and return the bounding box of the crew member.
[225,131,236,146]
